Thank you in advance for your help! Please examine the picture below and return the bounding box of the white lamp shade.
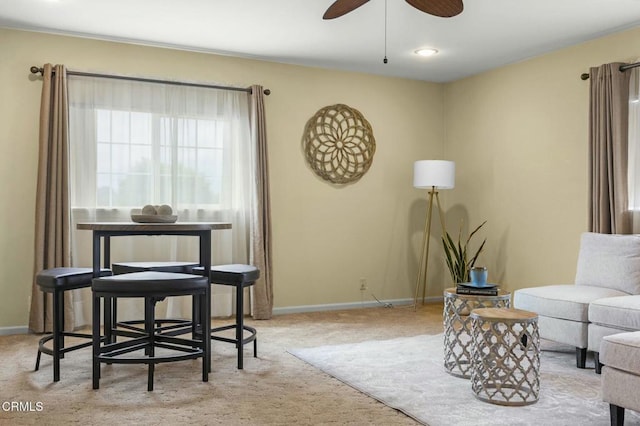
[413,160,455,189]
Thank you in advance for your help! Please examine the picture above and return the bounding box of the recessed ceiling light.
[415,48,438,57]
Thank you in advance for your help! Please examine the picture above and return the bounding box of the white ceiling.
[2,0,640,82]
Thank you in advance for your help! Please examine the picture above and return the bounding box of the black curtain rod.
[580,62,640,80]
[29,66,271,95]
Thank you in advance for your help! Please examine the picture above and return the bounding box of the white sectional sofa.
[513,232,640,424]
[514,232,640,369]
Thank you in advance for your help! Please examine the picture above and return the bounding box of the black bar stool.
[91,271,210,391]
[34,267,112,382]
[192,264,260,369]
[110,261,200,335]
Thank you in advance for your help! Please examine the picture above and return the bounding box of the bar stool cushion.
[112,261,199,274]
[192,264,260,286]
[37,267,112,291]
[93,271,208,296]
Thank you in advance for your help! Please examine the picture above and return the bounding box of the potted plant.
[442,220,487,284]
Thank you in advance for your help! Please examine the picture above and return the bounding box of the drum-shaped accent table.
[443,288,511,378]
[469,307,540,406]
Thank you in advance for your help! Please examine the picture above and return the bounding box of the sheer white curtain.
[628,65,640,232]
[67,75,253,326]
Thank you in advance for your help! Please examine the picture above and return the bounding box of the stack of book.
[456,282,498,296]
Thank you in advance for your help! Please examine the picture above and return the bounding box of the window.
[94,109,225,208]
[67,76,252,215]
[66,75,253,324]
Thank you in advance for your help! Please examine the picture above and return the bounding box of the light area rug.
[288,334,640,426]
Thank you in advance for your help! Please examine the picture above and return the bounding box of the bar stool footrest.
[211,325,257,345]
[98,339,204,364]
[117,318,193,336]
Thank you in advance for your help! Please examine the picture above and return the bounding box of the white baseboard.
[0,326,29,336]
[272,296,443,316]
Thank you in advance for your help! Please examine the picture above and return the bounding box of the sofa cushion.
[589,295,640,330]
[575,232,640,294]
[539,315,589,348]
[513,285,627,322]
[600,331,640,376]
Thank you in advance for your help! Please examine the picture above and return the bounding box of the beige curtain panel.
[250,85,273,320]
[588,63,632,234]
[28,64,73,333]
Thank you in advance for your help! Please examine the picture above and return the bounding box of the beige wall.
[0,28,444,329]
[3,24,639,330]
[444,27,640,293]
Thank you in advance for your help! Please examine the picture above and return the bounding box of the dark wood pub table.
[77,221,232,278]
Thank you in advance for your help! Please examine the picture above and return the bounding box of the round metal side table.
[469,307,540,406]
[443,287,511,378]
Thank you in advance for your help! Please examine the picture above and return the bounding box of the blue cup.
[470,266,488,287]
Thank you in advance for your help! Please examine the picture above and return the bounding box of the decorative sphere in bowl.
[156,204,173,215]
[141,204,157,215]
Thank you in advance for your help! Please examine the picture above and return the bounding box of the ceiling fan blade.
[323,0,371,20]
[405,0,463,18]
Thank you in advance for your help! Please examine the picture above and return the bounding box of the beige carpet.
[0,303,443,425]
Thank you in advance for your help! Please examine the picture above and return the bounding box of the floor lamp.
[413,160,455,309]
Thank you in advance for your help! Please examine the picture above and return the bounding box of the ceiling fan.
[323,0,463,19]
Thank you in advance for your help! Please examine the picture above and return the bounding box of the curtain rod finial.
[30,66,43,75]
[581,73,590,80]
[263,89,271,96]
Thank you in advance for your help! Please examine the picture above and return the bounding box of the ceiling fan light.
[415,48,438,57]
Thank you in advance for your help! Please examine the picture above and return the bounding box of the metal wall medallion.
[302,104,376,184]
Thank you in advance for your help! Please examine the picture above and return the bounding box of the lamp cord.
[383,0,388,64]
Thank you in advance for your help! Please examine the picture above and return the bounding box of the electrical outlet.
[359,278,367,291]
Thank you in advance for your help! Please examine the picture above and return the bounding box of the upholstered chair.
[513,232,640,368]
